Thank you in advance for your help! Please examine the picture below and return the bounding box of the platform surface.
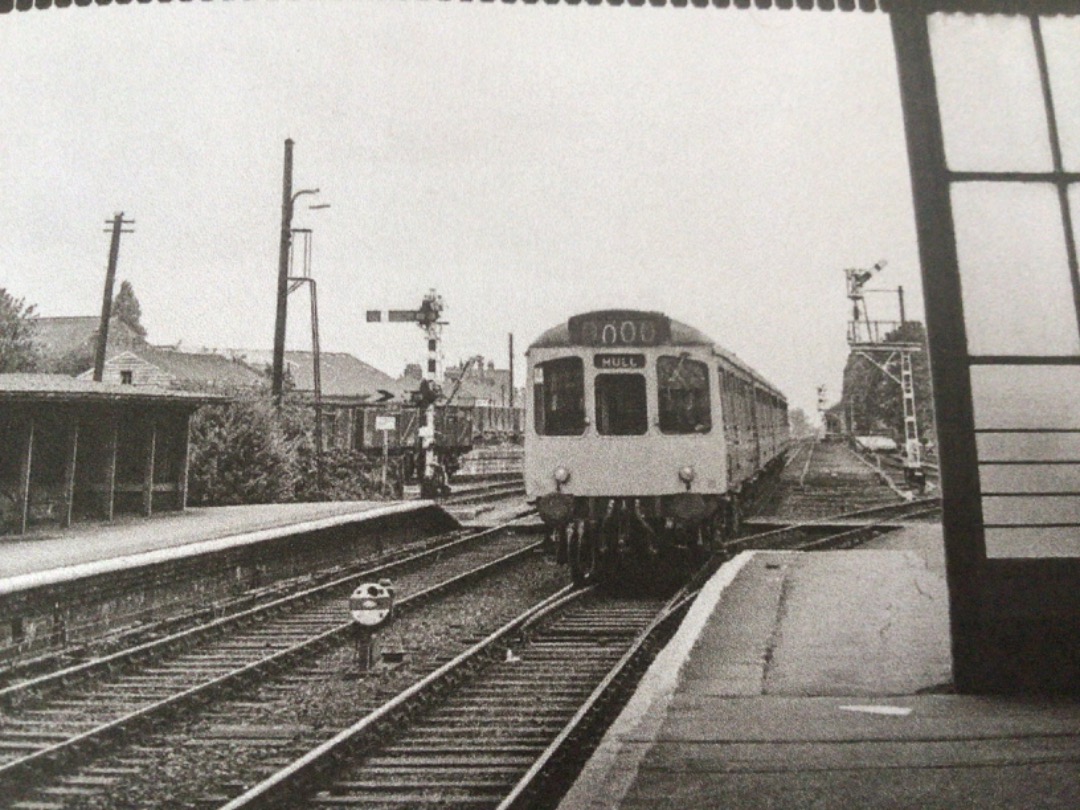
[0,501,432,586]
[559,524,1080,809]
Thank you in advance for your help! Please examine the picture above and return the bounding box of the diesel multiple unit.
[525,309,788,586]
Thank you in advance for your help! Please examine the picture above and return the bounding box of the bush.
[187,396,383,506]
[187,398,296,505]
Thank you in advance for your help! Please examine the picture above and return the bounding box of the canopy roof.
[5,0,1079,15]
[0,374,222,406]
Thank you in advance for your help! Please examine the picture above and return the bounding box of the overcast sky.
[0,2,924,417]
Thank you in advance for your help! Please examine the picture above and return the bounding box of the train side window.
[534,357,586,436]
[595,374,648,436]
[658,355,711,434]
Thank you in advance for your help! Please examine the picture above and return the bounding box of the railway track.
[222,499,913,810]
[441,479,526,507]
[727,497,941,556]
[0,521,554,809]
[218,587,687,810]
[761,440,916,520]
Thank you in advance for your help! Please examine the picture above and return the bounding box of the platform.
[0,501,440,591]
[559,524,1080,809]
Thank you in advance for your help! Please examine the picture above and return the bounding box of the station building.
[0,374,219,536]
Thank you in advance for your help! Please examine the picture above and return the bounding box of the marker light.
[553,466,571,484]
[678,466,695,484]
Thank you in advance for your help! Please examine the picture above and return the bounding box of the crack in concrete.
[760,560,793,694]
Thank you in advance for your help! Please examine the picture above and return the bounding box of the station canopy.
[4,0,1080,16]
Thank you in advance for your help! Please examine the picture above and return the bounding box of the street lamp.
[272,138,326,402]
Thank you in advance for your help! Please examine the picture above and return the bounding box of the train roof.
[527,310,787,403]
[528,310,714,350]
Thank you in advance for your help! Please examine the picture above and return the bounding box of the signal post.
[844,261,926,493]
[366,290,448,500]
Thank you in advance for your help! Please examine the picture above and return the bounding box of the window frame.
[594,372,649,437]
[532,356,586,437]
[656,354,712,435]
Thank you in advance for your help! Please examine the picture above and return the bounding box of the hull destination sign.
[594,354,646,370]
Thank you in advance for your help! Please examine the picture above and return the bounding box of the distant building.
[405,356,522,408]
[32,316,144,373]
[234,349,406,402]
[442,357,517,407]
[76,347,265,392]
[31,316,263,391]
[438,357,524,442]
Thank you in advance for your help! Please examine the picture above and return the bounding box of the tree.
[112,280,147,338]
[0,288,43,372]
[840,320,936,444]
[788,407,815,439]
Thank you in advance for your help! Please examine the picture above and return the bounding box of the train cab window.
[658,355,711,434]
[595,374,648,436]
[534,357,585,436]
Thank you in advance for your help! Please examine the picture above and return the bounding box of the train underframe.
[549,494,740,590]
[538,456,785,590]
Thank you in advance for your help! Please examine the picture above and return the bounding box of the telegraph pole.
[508,333,514,409]
[272,139,294,404]
[94,212,135,382]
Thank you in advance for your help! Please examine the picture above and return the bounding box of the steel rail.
[791,505,941,551]
[724,498,941,555]
[217,585,585,810]
[0,528,543,798]
[442,480,526,506]
[496,558,713,810]
[500,493,938,809]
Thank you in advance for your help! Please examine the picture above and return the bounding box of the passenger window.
[534,357,585,436]
[595,374,648,436]
[658,355,711,434]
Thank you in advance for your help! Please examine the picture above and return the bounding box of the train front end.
[524,310,730,587]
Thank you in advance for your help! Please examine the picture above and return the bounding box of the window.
[533,357,585,436]
[120,370,133,385]
[658,355,711,434]
[595,374,647,436]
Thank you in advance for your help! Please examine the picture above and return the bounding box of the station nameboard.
[569,312,670,348]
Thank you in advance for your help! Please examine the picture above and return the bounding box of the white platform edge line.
[558,549,767,810]
[0,501,440,596]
